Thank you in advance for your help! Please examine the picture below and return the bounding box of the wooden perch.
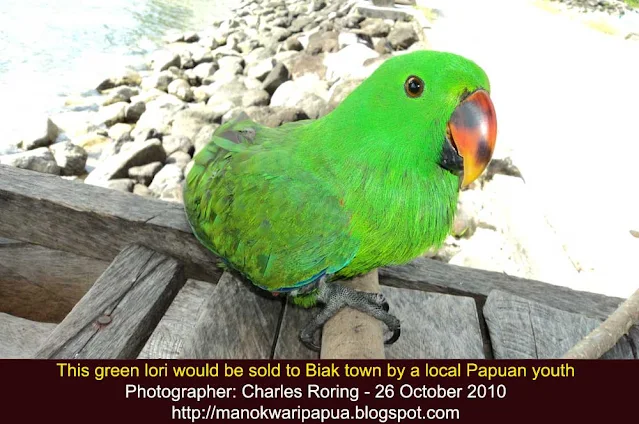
[320,270,386,359]
[562,288,639,359]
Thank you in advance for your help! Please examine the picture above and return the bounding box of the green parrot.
[183,50,497,351]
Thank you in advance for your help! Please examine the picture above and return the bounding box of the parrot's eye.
[404,76,424,98]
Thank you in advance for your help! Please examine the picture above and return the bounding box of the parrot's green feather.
[184,50,491,306]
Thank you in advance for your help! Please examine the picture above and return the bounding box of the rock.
[191,45,214,65]
[151,50,181,71]
[167,79,193,102]
[124,101,147,124]
[359,18,391,37]
[307,31,339,54]
[206,77,247,106]
[149,164,184,202]
[0,147,60,175]
[102,86,139,106]
[141,71,174,92]
[271,74,329,107]
[131,98,185,139]
[246,58,275,81]
[192,62,218,81]
[50,141,88,176]
[85,139,166,184]
[343,14,365,29]
[245,106,308,127]
[107,123,133,142]
[130,88,166,105]
[245,47,275,66]
[93,102,127,127]
[290,16,315,33]
[128,161,164,185]
[289,53,327,79]
[96,69,142,91]
[387,22,418,50]
[162,135,193,156]
[324,44,380,82]
[374,37,393,54]
[312,0,327,11]
[105,179,135,192]
[284,35,304,51]
[221,108,245,124]
[49,111,95,138]
[183,31,200,43]
[238,38,260,54]
[166,151,192,171]
[171,106,224,140]
[268,27,292,42]
[262,63,291,95]
[193,124,219,154]
[242,89,271,107]
[451,206,478,239]
[16,117,60,150]
[192,85,214,103]
[338,32,371,50]
[218,55,245,72]
[243,77,263,90]
[328,78,362,108]
[296,94,329,119]
[133,183,154,197]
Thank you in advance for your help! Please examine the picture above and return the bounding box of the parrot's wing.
[184,120,359,292]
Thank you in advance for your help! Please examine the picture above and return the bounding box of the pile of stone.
[550,0,634,15]
[0,0,427,202]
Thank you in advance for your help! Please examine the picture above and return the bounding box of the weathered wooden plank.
[138,279,216,359]
[273,302,319,360]
[484,290,636,359]
[0,240,109,322]
[383,288,485,359]
[34,245,186,359]
[180,272,283,359]
[0,164,219,282]
[379,256,624,321]
[0,313,57,358]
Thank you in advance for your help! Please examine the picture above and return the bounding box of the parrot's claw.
[298,277,401,352]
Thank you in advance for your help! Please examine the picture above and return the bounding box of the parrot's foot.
[299,277,401,352]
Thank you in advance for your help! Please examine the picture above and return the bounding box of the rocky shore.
[550,0,635,15]
[1,0,432,201]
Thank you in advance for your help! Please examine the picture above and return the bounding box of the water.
[0,0,234,152]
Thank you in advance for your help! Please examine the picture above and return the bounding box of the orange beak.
[448,89,497,187]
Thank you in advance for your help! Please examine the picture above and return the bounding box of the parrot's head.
[341,50,497,188]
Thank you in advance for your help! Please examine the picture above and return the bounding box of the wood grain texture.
[383,288,485,359]
[484,290,635,359]
[34,245,185,359]
[379,256,624,321]
[180,272,283,359]
[0,312,57,358]
[273,301,320,360]
[0,240,109,322]
[321,271,386,359]
[0,164,219,282]
[138,279,216,359]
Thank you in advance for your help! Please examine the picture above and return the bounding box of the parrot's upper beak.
[442,89,497,187]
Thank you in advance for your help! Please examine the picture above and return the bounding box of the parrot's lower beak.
[447,89,497,187]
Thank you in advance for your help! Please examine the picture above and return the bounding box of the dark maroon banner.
[0,360,634,422]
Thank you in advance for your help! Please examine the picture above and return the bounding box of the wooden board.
[180,272,283,359]
[483,290,636,359]
[272,301,320,360]
[383,287,485,359]
[379,256,624,321]
[0,165,219,282]
[138,279,216,359]
[0,240,109,322]
[0,312,57,358]
[34,245,185,359]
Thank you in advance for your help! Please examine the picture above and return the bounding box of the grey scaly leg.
[299,276,401,351]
